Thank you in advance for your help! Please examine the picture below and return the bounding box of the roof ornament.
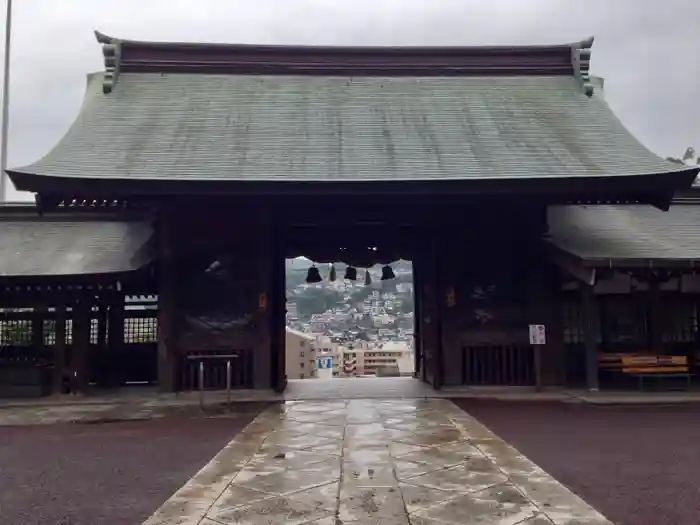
[95,31,121,94]
[571,36,595,97]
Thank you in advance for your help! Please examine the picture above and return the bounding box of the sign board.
[316,357,333,380]
[317,357,333,369]
[528,324,546,345]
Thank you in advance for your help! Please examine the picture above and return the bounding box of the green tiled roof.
[549,204,700,263]
[9,72,690,183]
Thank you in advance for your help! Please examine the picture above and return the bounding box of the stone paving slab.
[143,399,612,525]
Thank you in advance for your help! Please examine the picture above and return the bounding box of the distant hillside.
[286,259,412,291]
[286,259,414,328]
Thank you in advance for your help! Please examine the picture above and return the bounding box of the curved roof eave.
[7,33,690,200]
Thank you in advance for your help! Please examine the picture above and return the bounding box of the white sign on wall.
[528,324,546,345]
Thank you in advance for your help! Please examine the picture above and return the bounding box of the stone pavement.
[144,399,611,525]
[0,379,572,426]
[5,377,700,426]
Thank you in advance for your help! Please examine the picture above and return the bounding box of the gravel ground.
[453,399,700,525]
[0,404,267,525]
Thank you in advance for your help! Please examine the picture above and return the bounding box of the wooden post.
[96,305,107,350]
[418,231,442,390]
[582,283,599,391]
[71,298,91,393]
[157,209,178,393]
[253,209,274,391]
[413,258,422,380]
[269,211,287,393]
[648,275,663,354]
[107,293,125,388]
[526,251,548,390]
[52,305,67,394]
[437,245,464,388]
[545,267,566,386]
[31,306,45,355]
[95,303,108,387]
[413,245,438,387]
[434,243,446,391]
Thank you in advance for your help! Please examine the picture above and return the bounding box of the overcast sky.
[2,0,699,200]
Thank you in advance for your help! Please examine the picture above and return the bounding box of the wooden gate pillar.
[437,244,462,388]
[413,225,441,389]
[525,248,565,387]
[269,214,287,393]
[157,209,179,393]
[251,209,274,391]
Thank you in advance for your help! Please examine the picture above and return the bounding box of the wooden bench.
[598,353,627,372]
[621,355,692,390]
[598,353,652,372]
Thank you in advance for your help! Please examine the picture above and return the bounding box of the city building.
[285,328,317,380]
[334,341,414,378]
[284,335,414,380]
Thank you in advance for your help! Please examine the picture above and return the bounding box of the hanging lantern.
[365,269,372,286]
[306,265,322,283]
[380,265,396,280]
[329,264,337,282]
[344,266,357,281]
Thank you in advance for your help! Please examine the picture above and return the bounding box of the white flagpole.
[0,0,12,201]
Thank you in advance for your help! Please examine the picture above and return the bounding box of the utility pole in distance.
[0,0,13,201]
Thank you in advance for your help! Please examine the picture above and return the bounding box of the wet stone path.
[144,399,611,525]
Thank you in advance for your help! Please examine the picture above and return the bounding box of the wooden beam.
[582,283,599,391]
[547,245,596,286]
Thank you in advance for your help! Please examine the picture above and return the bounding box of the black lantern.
[306,265,322,283]
[344,266,357,281]
[381,265,396,280]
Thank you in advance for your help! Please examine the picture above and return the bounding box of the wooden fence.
[461,344,535,386]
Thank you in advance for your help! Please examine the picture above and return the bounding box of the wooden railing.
[461,344,535,386]
[180,348,253,390]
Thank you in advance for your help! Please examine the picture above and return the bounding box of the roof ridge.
[93,30,594,89]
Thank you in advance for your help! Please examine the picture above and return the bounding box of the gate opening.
[285,258,416,383]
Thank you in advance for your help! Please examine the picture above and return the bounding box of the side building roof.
[548,203,700,268]
[0,204,154,278]
[7,32,698,203]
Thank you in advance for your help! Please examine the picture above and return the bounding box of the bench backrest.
[599,353,650,370]
[621,355,688,374]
